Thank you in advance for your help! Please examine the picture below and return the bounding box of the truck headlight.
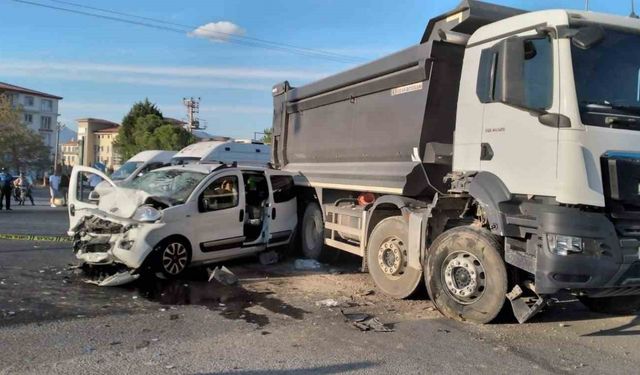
[547,234,583,256]
[132,205,162,222]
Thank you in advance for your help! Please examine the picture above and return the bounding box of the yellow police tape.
[0,233,72,242]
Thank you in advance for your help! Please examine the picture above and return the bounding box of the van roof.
[129,150,177,162]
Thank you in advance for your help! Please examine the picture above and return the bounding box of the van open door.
[265,171,297,246]
[68,166,116,234]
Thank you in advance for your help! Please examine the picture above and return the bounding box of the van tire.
[425,226,507,324]
[155,238,192,278]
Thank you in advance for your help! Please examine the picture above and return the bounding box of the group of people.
[0,168,35,210]
[0,167,72,210]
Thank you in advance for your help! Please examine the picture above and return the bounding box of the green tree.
[114,99,163,159]
[130,114,196,154]
[0,94,50,172]
[261,127,272,144]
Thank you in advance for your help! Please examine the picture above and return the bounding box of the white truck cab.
[110,150,176,184]
[171,140,271,166]
[67,163,297,286]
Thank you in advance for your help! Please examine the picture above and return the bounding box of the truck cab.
[67,163,297,286]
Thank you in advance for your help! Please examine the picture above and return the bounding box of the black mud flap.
[506,285,547,324]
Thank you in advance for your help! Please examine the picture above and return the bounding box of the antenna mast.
[182,97,202,133]
[632,0,639,18]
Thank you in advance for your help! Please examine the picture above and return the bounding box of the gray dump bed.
[271,0,523,197]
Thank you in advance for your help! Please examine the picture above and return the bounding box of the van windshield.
[572,27,640,128]
[120,169,207,205]
[111,161,143,180]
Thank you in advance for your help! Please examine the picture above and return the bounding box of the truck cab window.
[523,37,553,110]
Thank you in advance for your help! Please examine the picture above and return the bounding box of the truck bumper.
[532,206,640,295]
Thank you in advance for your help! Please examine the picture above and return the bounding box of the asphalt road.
[1,198,640,374]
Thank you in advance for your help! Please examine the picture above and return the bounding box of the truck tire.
[301,202,331,261]
[367,216,422,299]
[578,295,640,315]
[425,226,507,324]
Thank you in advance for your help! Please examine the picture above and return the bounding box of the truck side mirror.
[477,36,527,108]
[572,26,605,50]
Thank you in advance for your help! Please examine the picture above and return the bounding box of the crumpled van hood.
[96,186,151,219]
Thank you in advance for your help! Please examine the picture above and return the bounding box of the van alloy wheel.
[162,242,189,275]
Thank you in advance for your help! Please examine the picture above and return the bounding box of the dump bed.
[271,0,523,197]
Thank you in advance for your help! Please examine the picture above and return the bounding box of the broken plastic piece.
[294,259,323,270]
[84,270,139,287]
[342,311,393,332]
[208,266,238,285]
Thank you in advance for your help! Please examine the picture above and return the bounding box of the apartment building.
[61,139,79,167]
[0,82,62,156]
[76,118,121,171]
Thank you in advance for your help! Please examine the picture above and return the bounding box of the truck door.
[68,166,116,233]
[265,171,298,246]
[479,35,559,197]
[190,170,246,260]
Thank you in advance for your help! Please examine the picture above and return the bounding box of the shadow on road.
[198,361,379,374]
[583,315,640,337]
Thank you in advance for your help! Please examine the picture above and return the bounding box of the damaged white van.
[68,163,297,286]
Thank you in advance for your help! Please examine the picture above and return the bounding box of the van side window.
[200,176,239,211]
[270,175,295,203]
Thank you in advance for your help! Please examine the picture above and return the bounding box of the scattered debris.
[208,266,238,285]
[328,268,342,275]
[109,341,122,346]
[294,259,323,270]
[83,271,140,287]
[165,365,175,369]
[424,306,437,312]
[135,340,150,349]
[159,308,167,312]
[261,331,271,335]
[169,314,180,320]
[356,289,375,297]
[341,311,393,332]
[155,272,167,280]
[259,250,279,265]
[316,299,341,308]
[437,329,451,334]
[559,323,569,328]
[7,311,16,317]
[84,346,96,354]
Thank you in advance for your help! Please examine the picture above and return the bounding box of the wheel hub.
[377,238,404,276]
[442,251,486,304]
[162,243,188,275]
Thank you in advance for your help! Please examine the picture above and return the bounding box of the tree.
[129,114,196,155]
[114,99,163,160]
[261,127,272,144]
[0,94,50,172]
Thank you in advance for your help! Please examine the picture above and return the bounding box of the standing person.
[13,173,35,206]
[49,169,61,208]
[0,168,14,211]
[59,172,70,206]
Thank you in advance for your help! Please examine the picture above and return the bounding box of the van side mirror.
[88,190,100,203]
[478,36,532,109]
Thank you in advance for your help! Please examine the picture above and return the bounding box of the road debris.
[135,340,150,349]
[169,314,180,320]
[208,266,238,285]
[259,250,279,265]
[342,311,393,332]
[316,299,341,307]
[294,259,323,270]
[356,289,375,297]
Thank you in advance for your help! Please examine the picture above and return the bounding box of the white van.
[111,150,177,183]
[171,140,270,166]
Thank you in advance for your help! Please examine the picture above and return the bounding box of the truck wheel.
[578,295,640,315]
[425,226,507,324]
[301,202,330,260]
[367,216,422,299]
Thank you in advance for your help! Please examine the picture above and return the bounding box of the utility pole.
[182,97,202,133]
[53,122,65,173]
[585,0,589,11]
[632,0,639,18]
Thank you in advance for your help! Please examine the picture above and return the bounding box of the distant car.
[110,150,177,184]
[171,140,270,166]
[67,163,297,286]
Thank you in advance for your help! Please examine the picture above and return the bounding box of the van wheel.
[578,295,640,315]
[367,216,422,299]
[156,239,191,278]
[425,226,507,324]
[301,202,333,261]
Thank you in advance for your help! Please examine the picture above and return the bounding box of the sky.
[0,0,636,138]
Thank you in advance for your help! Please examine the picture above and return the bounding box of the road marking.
[0,233,72,242]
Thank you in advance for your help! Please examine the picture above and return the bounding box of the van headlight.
[132,205,162,222]
[547,234,583,256]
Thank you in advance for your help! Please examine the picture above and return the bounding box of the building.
[61,139,79,167]
[0,82,62,156]
[76,118,121,171]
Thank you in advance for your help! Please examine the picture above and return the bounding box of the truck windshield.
[111,161,143,180]
[572,27,640,128]
[120,169,206,205]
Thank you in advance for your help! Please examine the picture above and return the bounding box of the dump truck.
[272,0,640,323]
